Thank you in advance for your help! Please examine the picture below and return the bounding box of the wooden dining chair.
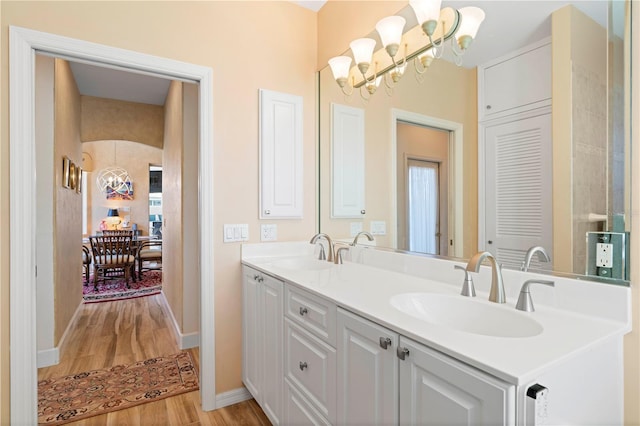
[136,240,162,279]
[102,230,134,237]
[89,235,136,290]
[82,245,91,284]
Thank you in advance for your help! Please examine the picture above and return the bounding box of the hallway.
[38,295,269,425]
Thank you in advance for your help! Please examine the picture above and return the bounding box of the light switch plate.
[370,221,386,235]
[223,224,249,243]
[261,224,278,242]
[350,222,363,237]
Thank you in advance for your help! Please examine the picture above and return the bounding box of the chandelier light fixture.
[328,0,485,101]
[96,166,132,193]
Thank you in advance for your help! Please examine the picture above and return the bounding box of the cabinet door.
[242,267,262,402]
[259,89,303,219]
[399,336,514,425]
[261,275,284,425]
[480,41,551,120]
[484,113,553,269]
[284,378,332,426]
[331,103,365,218]
[337,308,398,426]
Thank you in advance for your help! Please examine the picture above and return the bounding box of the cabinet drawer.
[284,378,331,426]
[285,318,336,424]
[285,284,337,346]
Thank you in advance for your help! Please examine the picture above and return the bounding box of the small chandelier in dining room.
[95,141,132,194]
[327,0,485,101]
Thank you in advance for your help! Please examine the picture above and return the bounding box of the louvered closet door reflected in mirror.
[484,113,553,269]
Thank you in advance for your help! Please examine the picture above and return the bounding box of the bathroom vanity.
[241,242,630,425]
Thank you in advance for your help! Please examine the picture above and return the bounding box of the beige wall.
[163,80,184,332]
[81,96,165,148]
[53,59,84,344]
[1,2,318,417]
[83,140,162,236]
[552,5,607,275]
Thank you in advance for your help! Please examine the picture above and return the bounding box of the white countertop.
[242,242,631,386]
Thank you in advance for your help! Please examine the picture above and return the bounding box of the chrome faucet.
[521,246,551,272]
[335,245,349,264]
[351,231,374,246]
[309,233,334,263]
[466,251,506,303]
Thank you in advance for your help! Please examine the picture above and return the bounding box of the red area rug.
[38,351,199,425]
[83,271,162,303]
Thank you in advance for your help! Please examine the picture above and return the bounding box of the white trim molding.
[159,292,201,350]
[216,387,253,408]
[390,109,464,258]
[9,26,216,423]
[37,300,84,368]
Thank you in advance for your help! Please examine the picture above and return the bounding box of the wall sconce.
[327,0,485,100]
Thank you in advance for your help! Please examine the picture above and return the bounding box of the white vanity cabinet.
[337,308,398,425]
[241,266,284,425]
[284,285,338,424]
[337,308,515,426]
[398,336,515,425]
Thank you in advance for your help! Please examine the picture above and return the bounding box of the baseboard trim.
[36,347,59,368]
[158,292,200,350]
[216,387,252,408]
[37,298,83,368]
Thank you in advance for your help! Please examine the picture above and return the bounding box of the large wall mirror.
[319,0,631,284]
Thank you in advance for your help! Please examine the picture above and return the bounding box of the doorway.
[9,26,216,422]
[392,111,460,257]
[405,158,443,254]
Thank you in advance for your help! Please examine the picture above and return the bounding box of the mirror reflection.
[319,0,630,283]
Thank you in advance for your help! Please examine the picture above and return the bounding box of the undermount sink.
[390,293,543,338]
[271,257,334,271]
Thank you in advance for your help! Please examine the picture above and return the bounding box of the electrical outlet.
[350,222,363,237]
[370,221,387,235]
[261,224,278,242]
[596,243,613,268]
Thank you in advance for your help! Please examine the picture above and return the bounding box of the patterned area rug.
[83,271,162,303]
[38,351,199,425]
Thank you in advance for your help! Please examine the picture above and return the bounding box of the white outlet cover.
[261,224,278,242]
[370,220,386,235]
[350,222,363,237]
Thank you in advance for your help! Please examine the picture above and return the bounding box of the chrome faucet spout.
[309,233,334,262]
[466,251,506,303]
[521,246,551,272]
[351,231,374,246]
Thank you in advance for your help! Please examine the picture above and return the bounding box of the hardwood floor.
[38,294,271,425]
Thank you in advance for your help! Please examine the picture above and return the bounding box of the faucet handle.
[515,279,555,312]
[454,265,476,297]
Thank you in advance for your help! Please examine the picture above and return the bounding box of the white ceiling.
[68,0,616,104]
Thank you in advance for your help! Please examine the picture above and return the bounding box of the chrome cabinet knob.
[299,361,308,371]
[264,210,270,215]
[360,209,366,215]
[379,337,392,350]
[397,347,410,360]
[299,307,308,316]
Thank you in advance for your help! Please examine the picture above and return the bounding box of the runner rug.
[83,270,162,303]
[38,351,199,425]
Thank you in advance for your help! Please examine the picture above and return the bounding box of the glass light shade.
[376,16,406,49]
[419,48,435,60]
[457,7,485,39]
[350,38,377,66]
[328,56,352,80]
[409,0,442,25]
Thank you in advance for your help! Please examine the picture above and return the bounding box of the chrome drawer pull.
[299,307,308,316]
[299,361,308,371]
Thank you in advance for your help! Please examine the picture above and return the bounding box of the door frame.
[390,109,463,258]
[9,26,216,423]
